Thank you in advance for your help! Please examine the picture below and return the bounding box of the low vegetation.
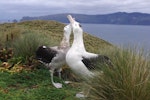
[86,47,150,100]
[0,69,80,100]
[0,20,150,100]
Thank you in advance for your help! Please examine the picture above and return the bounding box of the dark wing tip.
[98,55,114,68]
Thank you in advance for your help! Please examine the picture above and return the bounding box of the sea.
[82,24,150,52]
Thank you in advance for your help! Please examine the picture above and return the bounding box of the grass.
[0,20,112,50]
[86,46,150,100]
[0,20,112,100]
[0,68,80,100]
[12,32,53,60]
[1,20,150,100]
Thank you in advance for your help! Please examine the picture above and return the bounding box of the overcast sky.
[0,0,150,21]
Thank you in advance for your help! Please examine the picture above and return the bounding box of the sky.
[0,0,150,21]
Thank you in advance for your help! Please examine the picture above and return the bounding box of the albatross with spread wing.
[66,15,113,79]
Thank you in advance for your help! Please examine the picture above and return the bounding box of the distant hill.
[20,12,150,25]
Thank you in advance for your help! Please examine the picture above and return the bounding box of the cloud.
[0,0,150,20]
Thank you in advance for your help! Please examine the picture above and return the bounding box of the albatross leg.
[57,68,62,79]
[49,70,62,88]
[57,68,72,84]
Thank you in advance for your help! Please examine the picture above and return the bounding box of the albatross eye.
[79,24,82,27]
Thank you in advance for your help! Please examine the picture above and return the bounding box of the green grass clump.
[86,46,150,100]
[12,32,52,60]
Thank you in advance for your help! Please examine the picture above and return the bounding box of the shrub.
[86,46,150,100]
[12,32,53,63]
[0,47,13,62]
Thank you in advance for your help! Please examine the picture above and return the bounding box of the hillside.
[0,20,112,100]
[0,20,112,52]
[0,20,150,100]
[20,12,150,25]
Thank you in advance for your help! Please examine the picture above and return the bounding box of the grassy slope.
[0,20,112,51]
[0,20,112,100]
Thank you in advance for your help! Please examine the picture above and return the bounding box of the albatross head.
[67,15,83,35]
[60,24,72,47]
[63,24,72,42]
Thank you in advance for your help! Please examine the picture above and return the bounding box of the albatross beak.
[67,15,75,24]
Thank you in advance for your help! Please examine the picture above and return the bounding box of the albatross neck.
[72,31,85,51]
[59,36,70,49]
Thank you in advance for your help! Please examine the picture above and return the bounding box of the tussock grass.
[86,46,150,100]
[12,32,53,59]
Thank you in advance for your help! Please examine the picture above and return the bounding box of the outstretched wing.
[82,55,113,70]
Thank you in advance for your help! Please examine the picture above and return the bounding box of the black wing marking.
[36,46,57,63]
[82,55,113,70]
[82,57,95,70]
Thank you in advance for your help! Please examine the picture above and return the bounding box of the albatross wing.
[36,46,57,63]
[82,55,113,70]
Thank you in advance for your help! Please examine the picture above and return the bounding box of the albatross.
[36,24,71,88]
[66,15,113,79]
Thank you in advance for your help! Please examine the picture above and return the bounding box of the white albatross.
[36,24,71,88]
[66,15,113,97]
[66,15,113,79]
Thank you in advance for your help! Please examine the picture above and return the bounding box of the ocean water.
[82,24,150,51]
